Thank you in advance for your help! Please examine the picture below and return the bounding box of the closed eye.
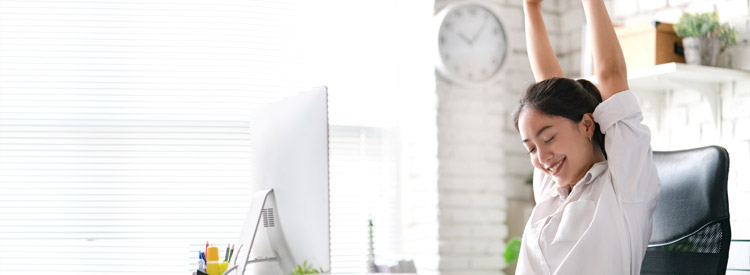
[527,147,536,155]
[544,136,555,143]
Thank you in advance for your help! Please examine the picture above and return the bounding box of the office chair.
[641,145,731,275]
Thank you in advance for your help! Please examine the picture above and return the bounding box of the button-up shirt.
[515,91,662,275]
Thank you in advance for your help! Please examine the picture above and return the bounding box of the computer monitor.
[225,87,330,275]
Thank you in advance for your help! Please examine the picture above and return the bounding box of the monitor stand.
[223,189,280,275]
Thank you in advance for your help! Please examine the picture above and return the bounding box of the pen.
[229,244,234,262]
[198,252,206,272]
[225,244,230,262]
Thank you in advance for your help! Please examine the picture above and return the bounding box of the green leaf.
[290,260,329,275]
[673,11,736,47]
[525,171,533,186]
[504,237,522,264]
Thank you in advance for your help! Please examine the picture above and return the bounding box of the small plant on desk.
[290,260,328,275]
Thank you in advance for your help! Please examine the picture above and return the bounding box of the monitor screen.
[229,87,330,275]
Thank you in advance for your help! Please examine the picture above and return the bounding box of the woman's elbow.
[595,64,627,83]
[595,69,630,99]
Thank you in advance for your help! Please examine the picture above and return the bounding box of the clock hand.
[469,17,489,44]
[458,32,473,45]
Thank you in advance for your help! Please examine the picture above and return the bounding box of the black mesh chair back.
[640,146,731,275]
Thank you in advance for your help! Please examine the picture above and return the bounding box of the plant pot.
[717,42,750,70]
[682,37,722,66]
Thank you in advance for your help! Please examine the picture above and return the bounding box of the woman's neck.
[567,145,606,189]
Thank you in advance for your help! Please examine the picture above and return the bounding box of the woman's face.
[518,108,596,188]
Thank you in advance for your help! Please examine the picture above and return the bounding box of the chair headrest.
[650,145,730,245]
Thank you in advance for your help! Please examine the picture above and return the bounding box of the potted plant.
[673,11,737,66]
[290,260,328,275]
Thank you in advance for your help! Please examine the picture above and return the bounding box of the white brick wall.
[716,0,750,21]
[639,0,668,11]
[612,0,638,18]
[437,64,524,274]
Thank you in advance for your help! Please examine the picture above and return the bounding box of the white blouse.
[515,91,662,275]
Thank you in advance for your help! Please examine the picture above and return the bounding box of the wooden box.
[615,22,685,69]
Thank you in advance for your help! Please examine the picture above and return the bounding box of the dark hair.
[512,77,606,158]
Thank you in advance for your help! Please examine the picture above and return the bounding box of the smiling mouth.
[546,157,565,176]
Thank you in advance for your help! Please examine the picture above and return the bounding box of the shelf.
[582,62,750,92]
[581,63,750,128]
[627,62,750,92]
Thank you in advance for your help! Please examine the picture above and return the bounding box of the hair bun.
[575,79,603,103]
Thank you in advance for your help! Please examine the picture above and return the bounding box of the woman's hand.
[525,0,544,6]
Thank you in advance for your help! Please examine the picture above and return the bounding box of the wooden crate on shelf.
[615,22,685,69]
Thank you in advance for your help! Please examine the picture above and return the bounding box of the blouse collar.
[547,160,608,200]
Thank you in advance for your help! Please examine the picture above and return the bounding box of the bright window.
[0,0,434,274]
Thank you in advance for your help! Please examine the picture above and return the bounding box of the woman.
[513,0,661,274]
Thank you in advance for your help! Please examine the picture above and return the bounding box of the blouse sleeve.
[593,91,660,203]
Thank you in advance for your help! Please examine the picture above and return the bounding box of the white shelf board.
[578,63,750,126]
[627,62,750,92]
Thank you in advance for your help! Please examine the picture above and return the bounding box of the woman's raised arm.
[582,0,629,100]
[524,0,564,81]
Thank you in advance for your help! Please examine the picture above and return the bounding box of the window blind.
[0,0,422,274]
[329,126,401,274]
[0,0,305,273]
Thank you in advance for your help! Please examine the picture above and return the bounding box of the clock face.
[437,4,507,83]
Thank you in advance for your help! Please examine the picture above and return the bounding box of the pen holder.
[195,262,228,275]
[200,243,234,275]
[205,247,231,275]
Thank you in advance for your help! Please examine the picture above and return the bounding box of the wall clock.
[436,2,508,86]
